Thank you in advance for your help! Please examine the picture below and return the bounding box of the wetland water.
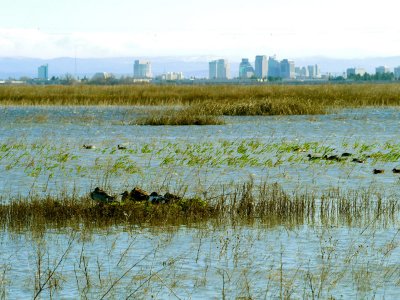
[1,106,400,298]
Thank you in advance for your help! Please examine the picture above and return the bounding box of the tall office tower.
[280,59,295,79]
[133,60,152,78]
[217,59,230,79]
[346,68,366,78]
[307,65,316,79]
[268,56,280,78]
[209,60,218,79]
[209,59,230,80]
[38,64,49,80]
[255,55,268,79]
[239,58,255,79]
[394,66,400,79]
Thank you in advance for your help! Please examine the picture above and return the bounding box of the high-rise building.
[38,64,48,80]
[375,66,390,75]
[209,59,230,80]
[217,59,230,79]
[394,66,400,79]
[346,68,366,78]
[280,59,295,79]
[134,60,152,78]
[239,58,255,79]
[255,55,268,79]
[268,56,280,78]
[307,64,321,79]
[209,61,218,79]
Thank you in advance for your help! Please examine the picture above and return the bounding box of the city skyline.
[0,0,399,59]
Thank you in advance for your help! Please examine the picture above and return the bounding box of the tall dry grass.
[1,84,400,115]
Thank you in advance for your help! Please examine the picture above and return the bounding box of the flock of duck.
[90,187,181,204]
[306,152,400,174]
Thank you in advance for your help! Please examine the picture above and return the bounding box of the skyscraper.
[38,64,48,80]
[134,60,152,78]
[268,56,280,78]
[280,59,295,79]
[255,55,268,79]
[209,59,230,80]
[239,59,255,79]
[394,66,400,79]
[209,61,218,79]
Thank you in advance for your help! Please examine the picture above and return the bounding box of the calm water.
[1,106,400,298]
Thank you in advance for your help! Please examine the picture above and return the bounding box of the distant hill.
[0,56,399,79]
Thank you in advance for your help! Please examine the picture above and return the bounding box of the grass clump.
[0,182,398,231]
[134,109,224,125]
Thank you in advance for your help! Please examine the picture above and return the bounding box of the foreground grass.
[1,182,398,231]
[1,84,400,115]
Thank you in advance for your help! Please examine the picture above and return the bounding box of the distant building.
[134,60,152,78]
[394,66,400,79]
[280,59,295,79]
[375,66,390,75]
[295,66,309,79]
[38,64,48,80]
[92,72,111,81]
[159,72,184,81]
[255,55,268,79]
[239,58,255,79]
[307,64,321,79]
[268,56,280,78]
[209,59,230,80]
[346,68,366,77]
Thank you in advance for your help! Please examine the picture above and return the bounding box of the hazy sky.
[0,0,399,59]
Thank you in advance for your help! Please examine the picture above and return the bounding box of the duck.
[83,144,95,149]
[352,158,365,163]
[120,191,130,201]
[324,154,341,161]
[341,152,352,157]
[307,153,323,160]
[164,192,182,202]
[392,168,400,174]
[117,144,127,150]
[149,192,166,204]
[373,169,384,174]
[90,187,115,203]
[130,187,150,201]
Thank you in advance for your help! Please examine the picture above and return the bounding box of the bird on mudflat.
[117,144,127,150]
[90,187,115,203]
[83,144,95,149]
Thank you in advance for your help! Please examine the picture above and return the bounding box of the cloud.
[0,27,399,59]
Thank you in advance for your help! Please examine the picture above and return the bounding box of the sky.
[0,0,399,59]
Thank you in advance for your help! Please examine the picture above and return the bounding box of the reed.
[1,182,398,231]
[134,109,224,125]
[1,84,400,115]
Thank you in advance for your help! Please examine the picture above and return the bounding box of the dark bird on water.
[352,158,365,163]
[373,169,384,174]
[392,168,400,173]
[341,152,352,157]
[83,144,95,149]
[117,144,127,150]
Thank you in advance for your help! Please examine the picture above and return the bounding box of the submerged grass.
[1,84,400,115]
[1,182,398,231]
